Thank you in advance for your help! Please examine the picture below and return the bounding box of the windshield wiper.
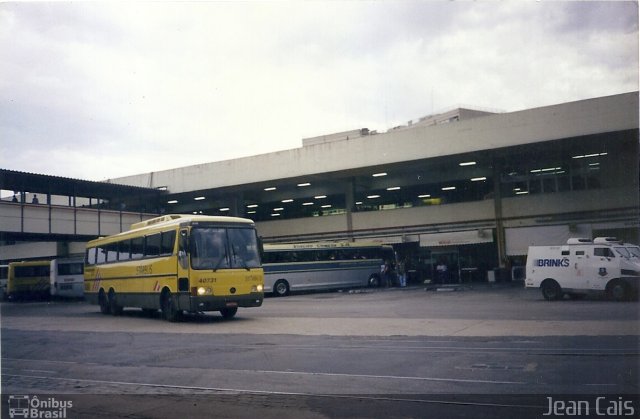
[232,245,251,271]
[212,253,228,272]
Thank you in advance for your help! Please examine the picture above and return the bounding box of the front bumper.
[177,292,264,312]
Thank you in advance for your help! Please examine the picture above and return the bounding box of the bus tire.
[541,279,562,301]
[220,307,238,319]
[606,280,628,302]
[368,274,381,288]
[98,290,110,314]
[273,279,289,297]
[161,289,182,322]
[108,290,123,315]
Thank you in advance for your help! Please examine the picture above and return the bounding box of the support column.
[493,159,507,268]
[344,178,355,241]
[231,193,244,217]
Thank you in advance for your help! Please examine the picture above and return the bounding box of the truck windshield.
[190,227,261,270]
[615,247,631,258]
[627,246,640,258]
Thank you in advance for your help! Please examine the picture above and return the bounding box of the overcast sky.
[1,1,638,184]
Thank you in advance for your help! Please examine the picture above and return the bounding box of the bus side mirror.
[258,236,264,261]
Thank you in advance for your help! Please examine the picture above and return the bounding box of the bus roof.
[87,214,256,246]
[263,241,393,251]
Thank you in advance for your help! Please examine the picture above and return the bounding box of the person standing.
[436,260,448,284]
[398,258,407,287]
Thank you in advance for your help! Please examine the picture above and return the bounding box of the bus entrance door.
[177,229,190,295]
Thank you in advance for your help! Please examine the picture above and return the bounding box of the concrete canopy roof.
[0,169,161,200]
[111,92,639,195]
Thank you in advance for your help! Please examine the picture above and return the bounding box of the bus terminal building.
[1,92,638,284]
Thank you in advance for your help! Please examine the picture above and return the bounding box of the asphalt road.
[1,284,639,418]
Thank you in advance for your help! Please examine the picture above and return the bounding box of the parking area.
[2,282,638,419]
[1,283,638,337]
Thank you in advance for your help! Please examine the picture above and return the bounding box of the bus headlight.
[252,285,263,293]
[197,287,206,296]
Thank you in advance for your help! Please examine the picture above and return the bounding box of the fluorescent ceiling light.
[367,195,380,199]
[386,186,401,191]
[314,195,327,199]
[219,208,230,212]
[194,196,206,201]
[273,207,284,211]
[271,213,280,217]
[282,199,294,203]
[247,204,258,208]
[321,205,332,208]
[302,202,314,206]
[459,161,476,166]
[247,211,256,214]
[297,182,311,187]
[372,172,387,177]
[573,152,607,159]
[441,186,456,191]
[471,177,487,182]
[418,194,431,198]
[264,187,277,191]
[167,200,178,204]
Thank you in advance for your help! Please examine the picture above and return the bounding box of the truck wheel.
[607,280,628,302]
[273,280,289,297]
[368,274,381,288]
[541,279,562,301]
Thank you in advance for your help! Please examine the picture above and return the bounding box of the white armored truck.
[526,237,640,301]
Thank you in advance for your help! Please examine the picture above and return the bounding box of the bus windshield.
[190,227,261,270]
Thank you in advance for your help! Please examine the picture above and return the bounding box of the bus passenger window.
[131,237,144,260]
[161,230,176,255]
[86,248,97,265]
[118,240,131,261]
[106,243,119,262]
[96,246,107,264]
[145,234,161,257]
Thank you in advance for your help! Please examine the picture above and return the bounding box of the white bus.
[262,242,396,296]
[50,257,84,298]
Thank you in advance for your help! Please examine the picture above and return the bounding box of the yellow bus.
[7,260,51,300]
[84,214,264,321]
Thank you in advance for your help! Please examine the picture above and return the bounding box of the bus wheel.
[108,290,123,315]
[161,290,182,322]
[98,291,110,314]
[220,307,238,319]
[541,279,562,301]
[273,280,289,297]
[368,274,381,288]
[607,280,628,302]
